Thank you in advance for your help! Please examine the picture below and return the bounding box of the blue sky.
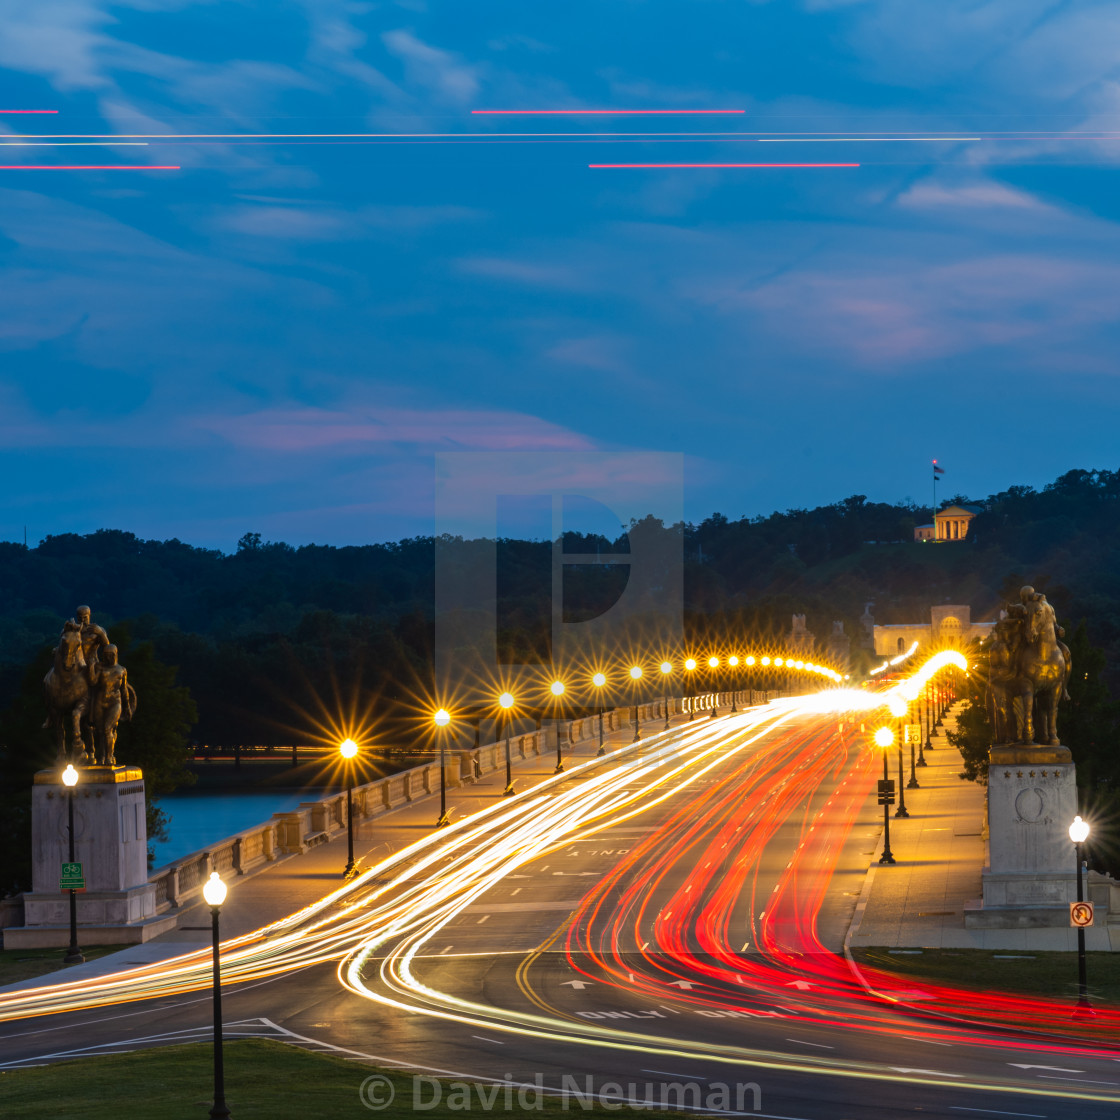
[2,0,1118,549]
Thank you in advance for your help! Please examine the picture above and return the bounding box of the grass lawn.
[0,944,128,986]
[852,946,1120,1004]
[1,1039,691,1119]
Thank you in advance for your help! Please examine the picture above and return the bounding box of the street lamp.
[550,680,566,773]
[61,763,83,966]
[660,661,672,730]
[707,655,720,718]
[499,692,516,795]
[1069,815,1094,1018]
[629,666,643,743]
[874,727,896,864]
[340,738,358,878]
[684,658,697,720]
[728,655,739,713]
[202,871,231,1120]
[433,709,451,826]
[592,673,607,756]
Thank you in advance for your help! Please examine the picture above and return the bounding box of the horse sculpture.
[987,592,1070,746]
[1015,596,1069,746]
[43,623,91,762]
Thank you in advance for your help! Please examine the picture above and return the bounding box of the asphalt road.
[3,703,1118,1120]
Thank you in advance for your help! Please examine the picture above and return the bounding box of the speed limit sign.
[1070,901,1094,928]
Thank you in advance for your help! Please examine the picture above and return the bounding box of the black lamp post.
[499,692,516,794]
[629,666,642,743]
[660,662,672,731]
[61,763,84,965]
[685,658,697,720]
[895,718,910,818]
[433,709,451,826]
[340,738,358,877]
[1069,815,1094,1018]
[876,728,896,864]
[202,871,231,1120]
[707,656,720,718]
[593,673,607,756]
[550,680,566,773]
[905,710,921,789]
[728,656,739,713]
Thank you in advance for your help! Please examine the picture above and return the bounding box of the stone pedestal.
[965,745,1081,929]
[4,766,177,948]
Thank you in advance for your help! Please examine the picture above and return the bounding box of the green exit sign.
[60,862,85,891]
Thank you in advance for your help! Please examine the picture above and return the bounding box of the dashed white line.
[785,1038,833,1049]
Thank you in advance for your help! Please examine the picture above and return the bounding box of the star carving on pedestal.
[1041,770,1048,778]
[1004,771,1011,778]
[1017,771,1023,778]
[1029,770,1036,778]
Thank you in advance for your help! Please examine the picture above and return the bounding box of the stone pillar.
[966,745,1080,928]
[7,766,177,948]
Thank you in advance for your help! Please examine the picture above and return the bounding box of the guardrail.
[147,690,784,914]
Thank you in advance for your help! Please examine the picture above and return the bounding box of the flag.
[932,461,945,477]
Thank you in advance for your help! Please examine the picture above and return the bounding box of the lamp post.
[728,655,739,713]
[499,692,516,795]
[745,656,756,706]
[592,673,607,756]
[874,727,896,864]
[61,763,83,965]
[924,681,935,751]
[1069,815,1094,1018]
[660,661,672,730]
[340,738,358,878]
[760,655,772,696]
[629,666,643,743]
[433,709,451,826]
[707,656,720,718]
[550,680,566,773]
[202,871,231,1120]
[684,658,697,720]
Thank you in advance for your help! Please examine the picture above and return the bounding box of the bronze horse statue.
[987,593,1070,746]
[43,623,92,762]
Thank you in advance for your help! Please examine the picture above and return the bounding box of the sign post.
[60,862,85,892]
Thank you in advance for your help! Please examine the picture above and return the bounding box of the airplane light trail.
[588,162,861,169]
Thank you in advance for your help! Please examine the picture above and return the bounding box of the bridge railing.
[147,690,785,915]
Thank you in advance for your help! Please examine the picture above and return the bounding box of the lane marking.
[641,1069,709,1080]
[476,915,490,924]
[950,1110,1046,1118]
[900,1035,953,1047]
[785,1038,833,1049]
[471,1035,505,1045]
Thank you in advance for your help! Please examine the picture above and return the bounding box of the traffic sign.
[904,724,922,744]
[877,779,896,806]
[1070,901,1094,928]
[60,861,85,891]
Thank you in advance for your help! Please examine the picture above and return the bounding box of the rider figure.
[69,605,110,676]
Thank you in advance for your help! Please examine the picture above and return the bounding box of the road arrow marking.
[785,980,812,990]
[890,1068,964,1078]
[667,980,693,989]
[1009,1064,1084,1073]
[560,980,589,989]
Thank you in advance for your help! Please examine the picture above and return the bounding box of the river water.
[148,791,311,870]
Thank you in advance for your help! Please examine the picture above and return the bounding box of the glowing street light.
[629,666,643,743]
[684,658,697,721]
[660,661,672,730]
[874,727,897,865]
[1069,815,1094,1018]
[592,673,607,756]
[340,738,359,878]
[550,680,566,773]
[433,709,452,827]
[60,763,83,966]
[498,692,516,796]
[202,871,231,1119]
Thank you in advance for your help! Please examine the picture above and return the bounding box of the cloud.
[195,405,597,453]
[381,28,481,103]
[455,257,583,288]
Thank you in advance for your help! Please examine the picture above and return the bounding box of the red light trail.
[589,162,861,169]
[472,109,745,115]
[0,165,180,170]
